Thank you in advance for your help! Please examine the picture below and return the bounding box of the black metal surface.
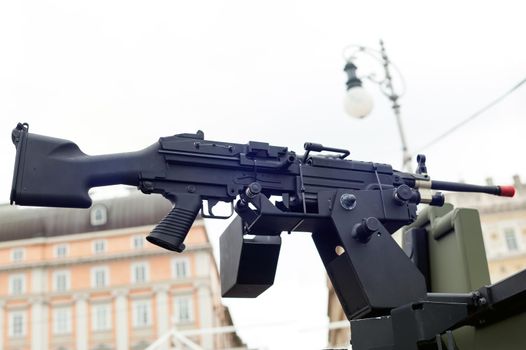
[391,301,469,345]
[416,154,428,175]
[431,180,501,196]
[348,273,526,349]
[312,189,427,320]
[10,123,159,208]
[480,269,526,305]
[303,142,350,160]
[471,269,526,327]
[353,301,470,350]
[351,316,394,350]
[220,216,281,298]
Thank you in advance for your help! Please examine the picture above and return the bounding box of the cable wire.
[416,77,526,152]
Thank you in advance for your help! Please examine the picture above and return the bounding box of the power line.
[416,77,526,152]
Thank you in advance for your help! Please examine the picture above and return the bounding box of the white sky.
[1,1,525,349]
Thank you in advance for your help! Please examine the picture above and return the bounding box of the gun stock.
[10,123,157,208]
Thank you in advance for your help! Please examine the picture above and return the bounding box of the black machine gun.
[9,123,519,349]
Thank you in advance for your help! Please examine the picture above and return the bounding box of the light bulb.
[344,86,374,119]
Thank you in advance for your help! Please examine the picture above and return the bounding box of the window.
[9,274,25,295]
[132,300,152,328]
[93,240,107,254]
[174,296,194,323]
[11,248,25,262]
[53,270,70,292]
[172,258,189,279]
[131,262,149,284]
[90,204,108,226]
[132,235,144,250]
[9,311,26,337]
[92,304,112,331]
[53,307,72,334]
[504,228,519,251]
[91,267,109,288]
[54,244,68,258]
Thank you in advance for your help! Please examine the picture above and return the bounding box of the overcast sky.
[1,1,525,349]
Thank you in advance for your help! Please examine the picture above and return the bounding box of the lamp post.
[343,40,412,172]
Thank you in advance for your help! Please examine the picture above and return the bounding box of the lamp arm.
[343,44,407,98]
[342,45,384,62]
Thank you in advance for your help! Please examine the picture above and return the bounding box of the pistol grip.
[146,194,201,252]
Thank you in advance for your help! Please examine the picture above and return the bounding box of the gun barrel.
[430,180,515,197]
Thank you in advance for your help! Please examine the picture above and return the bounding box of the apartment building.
[0,193,244,350]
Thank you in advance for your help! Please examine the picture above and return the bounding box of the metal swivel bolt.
[237,182,262,211]
[352,217,381,243]
[394,184,413,204]
[246,182,262,198]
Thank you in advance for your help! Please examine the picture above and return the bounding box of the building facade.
[326,282,349,349]
[0,193,244,350]
[327,175,526,348]
[445,175,526,282]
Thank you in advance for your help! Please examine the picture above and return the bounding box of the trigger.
[207,199,219,217]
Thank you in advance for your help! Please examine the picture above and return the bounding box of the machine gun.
[9,122,520,349]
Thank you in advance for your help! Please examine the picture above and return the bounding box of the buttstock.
[10,123,92,208]
[10,123,155,209]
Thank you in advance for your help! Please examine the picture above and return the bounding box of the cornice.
[487,251,526,262]
[0,243,213,272]
[0,219,204,248]
[477,201,526,215]
[0,277,211,305]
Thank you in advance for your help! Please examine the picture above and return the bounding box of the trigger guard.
[201,200,234,219]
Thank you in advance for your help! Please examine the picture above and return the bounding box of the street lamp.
[343,61,374,119]
[343,40,412,171]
